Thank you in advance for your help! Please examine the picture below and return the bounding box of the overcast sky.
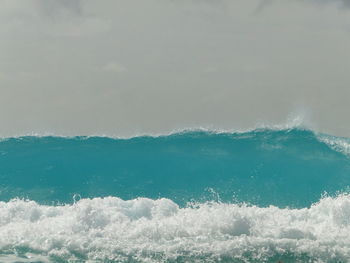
[1,0,350,137]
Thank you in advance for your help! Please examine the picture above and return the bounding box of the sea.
[1,127,350,262]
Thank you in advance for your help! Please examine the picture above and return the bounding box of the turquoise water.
[1,128,350,262]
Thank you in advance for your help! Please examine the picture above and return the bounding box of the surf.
[1,195,350,262]
[1,127,350,262]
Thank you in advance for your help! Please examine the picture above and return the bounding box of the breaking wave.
[1,127,350,262]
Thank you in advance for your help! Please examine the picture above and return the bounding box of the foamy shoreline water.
[0,195,350,262]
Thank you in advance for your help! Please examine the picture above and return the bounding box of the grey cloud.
[255,0,274,13]
[1,0,350,137]
[257,0,350,9]
[36,0,83,16]
[311,0,350,8]
[335,0,350,8]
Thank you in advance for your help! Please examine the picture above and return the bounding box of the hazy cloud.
[333,0,350,8]
[1,0,350,137]
[36,0,83,17]
[257,0,350,9]
[103,62,128,74]
[255,0,274,13]
[342,0,350,7]
[308,0,350,8]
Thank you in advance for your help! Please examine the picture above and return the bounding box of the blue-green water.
[1,128,350,262]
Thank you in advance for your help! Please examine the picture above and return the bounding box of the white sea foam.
[318,133,350,157]
[0,195,350,262]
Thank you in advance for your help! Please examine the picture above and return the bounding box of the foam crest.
[0,114,309,140]
[318,133,350,156]
[0,195,350,262]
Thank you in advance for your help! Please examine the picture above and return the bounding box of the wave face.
[1,128,350,262]
[0,128,349,207]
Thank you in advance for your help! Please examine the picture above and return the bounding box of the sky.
[1,0,350,137]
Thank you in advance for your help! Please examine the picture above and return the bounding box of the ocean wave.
[0,122,349,262]
[0,127,349,208]
[0,195,350,262]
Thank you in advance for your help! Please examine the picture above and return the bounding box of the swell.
[0,128,349,207]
